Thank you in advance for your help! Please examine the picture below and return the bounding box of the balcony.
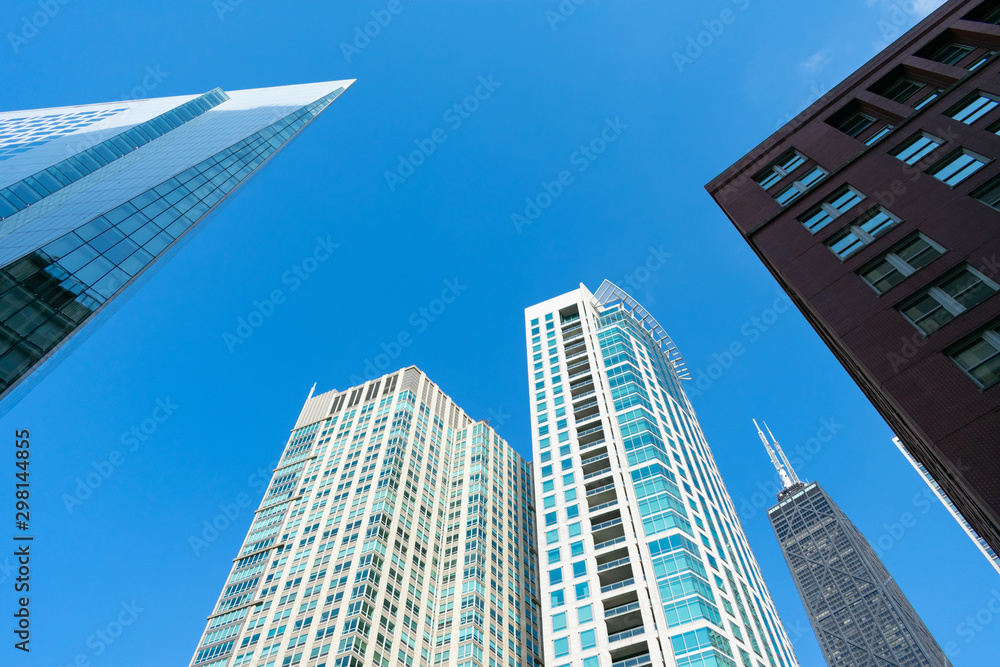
[601,577,636,596]
[578,438,606,452]
[573,400,600,421]
[586,481,617,507]
[583,466,612,482]
[591,511,625,543]
[605,601,641,619]
[611,652,651,667]
[564,345,587,362]
[589,498,619,513]
[569,377,595,396]
[594,535,627,552]
[604,592,644,636]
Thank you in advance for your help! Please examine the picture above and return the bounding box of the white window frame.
[826,207,902,260]
[929,149,990,186]
[899,266,1000,334]
[798,185,866,233]
[891,132,943,165]
[859,234,946,294]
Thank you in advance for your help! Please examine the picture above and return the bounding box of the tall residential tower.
[760,425,951,666]
[190,368,541,667]
[0,80,352,407]
[526,281,799,667]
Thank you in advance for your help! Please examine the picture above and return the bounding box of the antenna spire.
[766,422,801,485]
[755,419,794,490]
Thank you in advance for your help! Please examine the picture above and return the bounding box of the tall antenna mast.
[765,422,801,485]
[755,419,793,490]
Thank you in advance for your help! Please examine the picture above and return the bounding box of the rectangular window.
[578,604,593,624]
[926,41,974,66]
[798,185,865,232]
[547,548,561,564]
[552,612,567,632]
[974,174,1000,210]
[930,149,989,186]
[572,561,587,578]
[549,568,563,585]
[826,207,902,259]
[891,133,943,165]
[554,637,569,658]
[753,150,806,191]
[828,104,895,145]
[899,266,999,334]
[950,327,1000,387]
[570,540,584,557]
[775,165,827,206]
[574,582,590,600]
[580,630,596,650]
[881,77,926,104]
[860,234,946,293]
[947,92,1000,124]
[551,590,565,607]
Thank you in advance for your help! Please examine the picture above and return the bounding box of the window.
[551,590,565,607]
[826,207,902,259]
[753,150,806,191]
[546,529,559,545]
[775,165,827,206]
[899,266,999,334]
[554,638,569,658]
[798,185,865,232]
[974,174,1000,209]
[578,604,593,624]
[570,541,584,557]
[948,92,1000,124]
[966,1,1000,24]
[552,612,567,631]
[545,512,557,527]
[829,107,895,145]
[860,234,946,293]
[549,568,563,585]
[950,327,1000,387]
[548,548,561,564]
[891,133,942,165]
[925,41,974,66]
[837,111,875,137]
[572,561,587,578]
[575,582,590,599]
[881,77,926,103]
[930,149,989,186]
[580,630,596,650]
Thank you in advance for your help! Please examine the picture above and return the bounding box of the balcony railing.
[594,536,627,551]
[579,438,606,451]
[589,498,619,513]
[607,627,645,644]
[612,655,651,667]
[601,577,636,595]
[605,601,641,618]
[577,424,604,438]
[591,517,623,532]
[583,467,612,482]
[596,556,630,572]
[587,483,616,497]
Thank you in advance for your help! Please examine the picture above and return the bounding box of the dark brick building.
[707,0,1000,562]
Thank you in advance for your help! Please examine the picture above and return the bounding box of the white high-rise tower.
[526,281,799,667]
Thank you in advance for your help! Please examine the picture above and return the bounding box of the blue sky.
[2,0,997,665]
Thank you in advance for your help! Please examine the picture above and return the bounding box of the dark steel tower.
[759,424,951,667]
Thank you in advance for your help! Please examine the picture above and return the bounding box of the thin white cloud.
[798,50,831,75]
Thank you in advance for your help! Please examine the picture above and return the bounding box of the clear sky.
[2,0,996,665]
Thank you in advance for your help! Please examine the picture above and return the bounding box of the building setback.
[759,425,951,666]
[190,368,541,667]
[706,0,1000,563]
[526,281,798,667]
[0,80,352,408]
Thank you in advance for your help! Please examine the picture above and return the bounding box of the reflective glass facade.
[0,80,353,406]
[191,368,541,667]
[526,281,798,667]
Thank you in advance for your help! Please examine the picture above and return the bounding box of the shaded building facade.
[707,0,1000,562]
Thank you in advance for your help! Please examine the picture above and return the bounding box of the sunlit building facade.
[526,281,799,667]
[190,367,541,667]
[0,80,352,407]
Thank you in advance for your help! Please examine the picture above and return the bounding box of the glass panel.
[902,294,952,334]
[895,236,942,270]
[883,78,924,103]
[941,269,997,309]
[894,135,940,164]
[838,113,875,137]
[858,210,898,238]
[933,152,986,186]
[950,94,999,124]
[830,232,864,259]
[865,125,894,146]
[930,43,973,65]
[862,259,905,293]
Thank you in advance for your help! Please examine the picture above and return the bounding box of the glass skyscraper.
[191,367,541,667]
[0,80,353,407]
[761,428,951,666]
[526,281,799,667]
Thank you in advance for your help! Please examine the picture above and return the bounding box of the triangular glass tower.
[0,80,354,409]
